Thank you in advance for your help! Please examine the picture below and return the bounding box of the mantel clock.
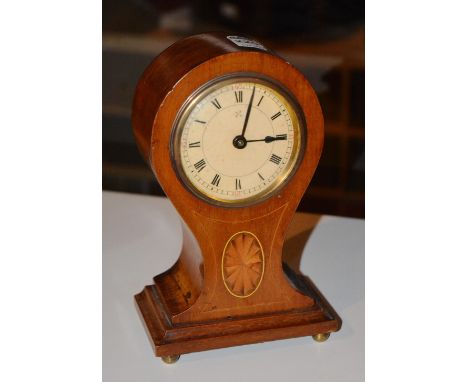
[132,33,341,364]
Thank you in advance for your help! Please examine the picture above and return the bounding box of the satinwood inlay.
[222,232,264,298]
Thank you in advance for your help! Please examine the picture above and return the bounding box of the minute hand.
[240,86,256,137]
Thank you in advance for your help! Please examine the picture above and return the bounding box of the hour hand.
[246,134,287,143]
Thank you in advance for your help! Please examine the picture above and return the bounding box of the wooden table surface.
[103,191,364,381]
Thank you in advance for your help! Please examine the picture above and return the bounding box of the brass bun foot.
[161,355,180,364]
[312,333,330,342]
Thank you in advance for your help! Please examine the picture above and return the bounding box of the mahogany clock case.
[132,33,341,359]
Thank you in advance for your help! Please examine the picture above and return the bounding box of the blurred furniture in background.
[103,0,364,217]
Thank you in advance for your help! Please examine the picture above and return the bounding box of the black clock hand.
[240,86,256,138]
[246,135,287,143]
[232,86,257,149]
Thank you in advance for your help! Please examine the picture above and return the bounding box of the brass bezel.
[170,73,306,208]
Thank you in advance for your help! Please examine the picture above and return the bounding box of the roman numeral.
[235,90,243,103]
[194,159,206,172]
[235,178,241,190]
[194,119,206,124]
[258,172,265,181]
[271,111,281,120]
[211,98,221,109]
[276,134,287,140]
[257,95,264,107]
[211,174,221,187]
[189,141,200,148]
[270,154,282,165]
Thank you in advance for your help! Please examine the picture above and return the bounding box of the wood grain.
[132,32,341,358]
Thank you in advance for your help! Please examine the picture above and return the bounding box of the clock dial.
[172,76,304,206]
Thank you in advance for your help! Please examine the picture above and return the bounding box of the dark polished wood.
[132,32,341,359]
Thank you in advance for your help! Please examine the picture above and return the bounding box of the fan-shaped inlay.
[222,231,264,298]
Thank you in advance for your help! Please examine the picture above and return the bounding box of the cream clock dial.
[172,76,304,206]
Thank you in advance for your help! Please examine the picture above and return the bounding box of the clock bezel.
[170,72,307,208]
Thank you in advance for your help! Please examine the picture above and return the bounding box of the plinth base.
[134,263,341,358]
